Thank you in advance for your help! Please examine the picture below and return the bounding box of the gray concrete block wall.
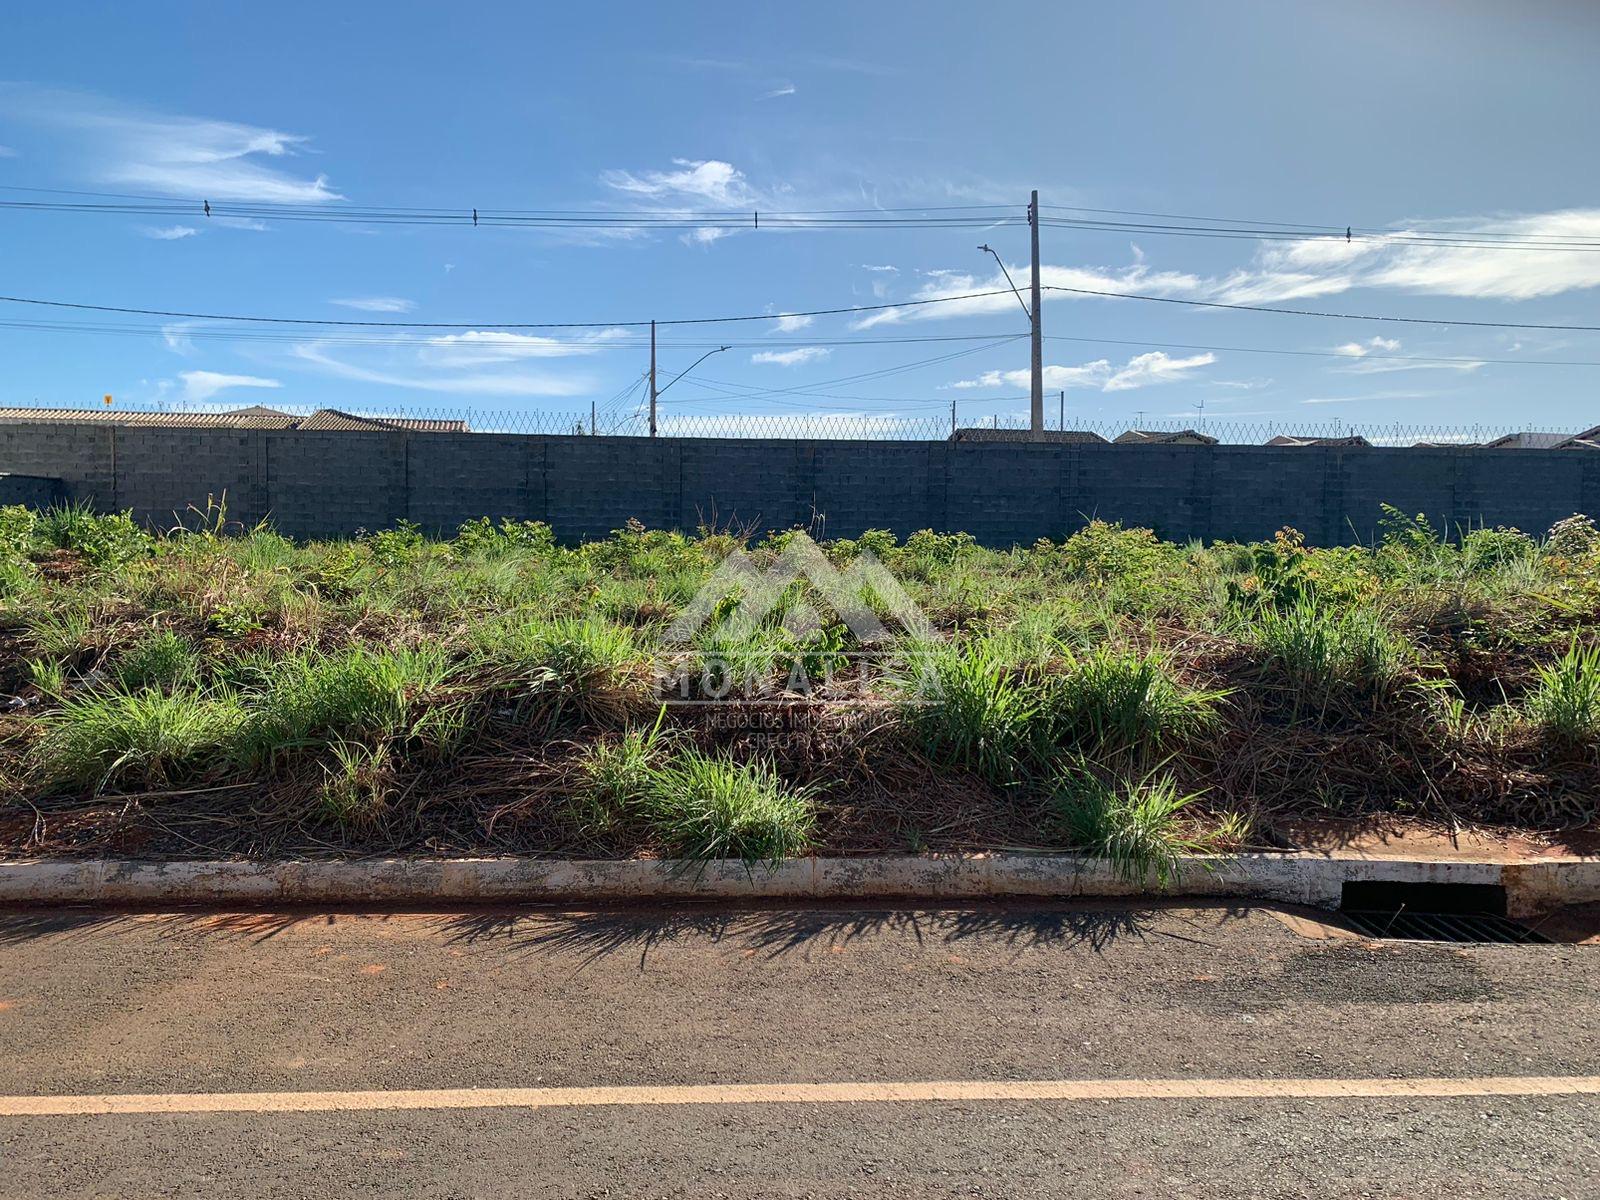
[2,421,1598,547]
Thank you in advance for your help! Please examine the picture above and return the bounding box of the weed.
[1052,767,1212,886]
[1051,647,1221,758]
[317,739,396,828]
[36,687,245,791]
[643,749,815,867]
[566,709,672,835]
[896,638,1052,785]
[1527,637,1600,746]
[115,629,200,692]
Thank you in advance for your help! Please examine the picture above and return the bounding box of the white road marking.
[2,1076,1598,1117]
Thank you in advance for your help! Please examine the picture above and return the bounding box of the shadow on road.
[0,899,1257,967]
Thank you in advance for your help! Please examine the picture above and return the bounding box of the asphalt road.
[0,900,1595,1198]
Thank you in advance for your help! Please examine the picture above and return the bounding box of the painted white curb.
[0,852,1595,915]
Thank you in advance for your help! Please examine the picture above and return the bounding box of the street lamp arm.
[656,345,731,396]
[978,244,1032,321]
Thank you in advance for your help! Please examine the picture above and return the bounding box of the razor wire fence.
[0,399,1583,447]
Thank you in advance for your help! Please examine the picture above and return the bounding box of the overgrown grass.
[35,687,246,791]
[3,501,1599,857]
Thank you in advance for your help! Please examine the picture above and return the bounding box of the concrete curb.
[0,852,1596,915]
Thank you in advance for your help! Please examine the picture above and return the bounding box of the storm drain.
[1338,881,1549,945]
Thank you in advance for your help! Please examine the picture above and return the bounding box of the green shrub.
[1545,514,1599,559]
[1052,768,1211,886]
[643,750,815,866]
[452,516,554,559]
[1461,526,1535,572]
[36,687,245,791]
[34,501,151,568]
[1527,637,1600,746]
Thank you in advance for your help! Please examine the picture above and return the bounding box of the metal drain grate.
[1341,910,1549,944]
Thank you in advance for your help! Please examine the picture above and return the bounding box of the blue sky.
[2,1,1598,438]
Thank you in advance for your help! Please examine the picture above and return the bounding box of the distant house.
[1265,434,1372,448]
[1412,440,1479,449]
[948,427,1108,444]
[1113,429,1218,446]
[0,406,470,433]
[1481,426,1600,449]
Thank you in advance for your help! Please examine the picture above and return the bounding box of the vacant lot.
[1,501,1598,871]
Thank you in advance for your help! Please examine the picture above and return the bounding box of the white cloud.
[178,370,282,403]
[138,225,198,240]
[853,260,1203,329]
[681,225,733,247]
[162,323,197,355]
[1334,336,1403,357]
[758,83,797,100]
[751,347,831,367]
[601,158,754,207]
[861,208,1600,333]
[290,341,592,398]
[420,328,628,367]
[0,145,17,158]
[1104,351,1218,391]
[771,313,814,333]
[1330,335,1482,374]
[331,297,416,313]
[860,264,899,273]
[0,86,341,204]
[950,350,1214,392]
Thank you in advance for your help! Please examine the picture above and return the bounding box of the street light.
[649,340,730,436]
[978,244,1032,320]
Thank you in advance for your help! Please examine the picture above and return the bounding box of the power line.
[1042,285,1600,332]
[0,317,1022,351]
[6,187,1598,250]
[0,288,1019,330]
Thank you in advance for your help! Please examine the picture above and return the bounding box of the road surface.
[0,900,1594,1198]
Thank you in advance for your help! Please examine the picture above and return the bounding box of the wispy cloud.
[331,297,416,313]
[0,85,340,203]
[419,329,628,367]
[138,225,198,240]
[1331,334,1482,374]
[601,158,755,207]
[951,350,1215,392]
[751,346,830,367]
[863,208,1600,329]
[178,370,281,404]
[770,313,814,333]
[758,83,797,100]
[1334,336,1403,357]
[290,339,596,398]
[0,145,16,158]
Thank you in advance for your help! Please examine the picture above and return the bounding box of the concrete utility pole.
[648,319,658,437]
[1028,189,1044,434]
[1059,389,1065,431]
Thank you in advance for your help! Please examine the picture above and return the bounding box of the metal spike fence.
[0,399,1583,447]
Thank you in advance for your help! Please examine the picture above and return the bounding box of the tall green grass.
[36,687,245,791]
[1244,597,1412,710]
[641,750,815,867]
[1052,768,1211,886]
[1527,637,1600,746]
[236,645,461,767]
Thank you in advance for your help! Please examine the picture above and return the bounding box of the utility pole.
[1058,390,1065,431]
[950,398,956,438]
[648,319,658,437]
[1028,189,1044,435]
